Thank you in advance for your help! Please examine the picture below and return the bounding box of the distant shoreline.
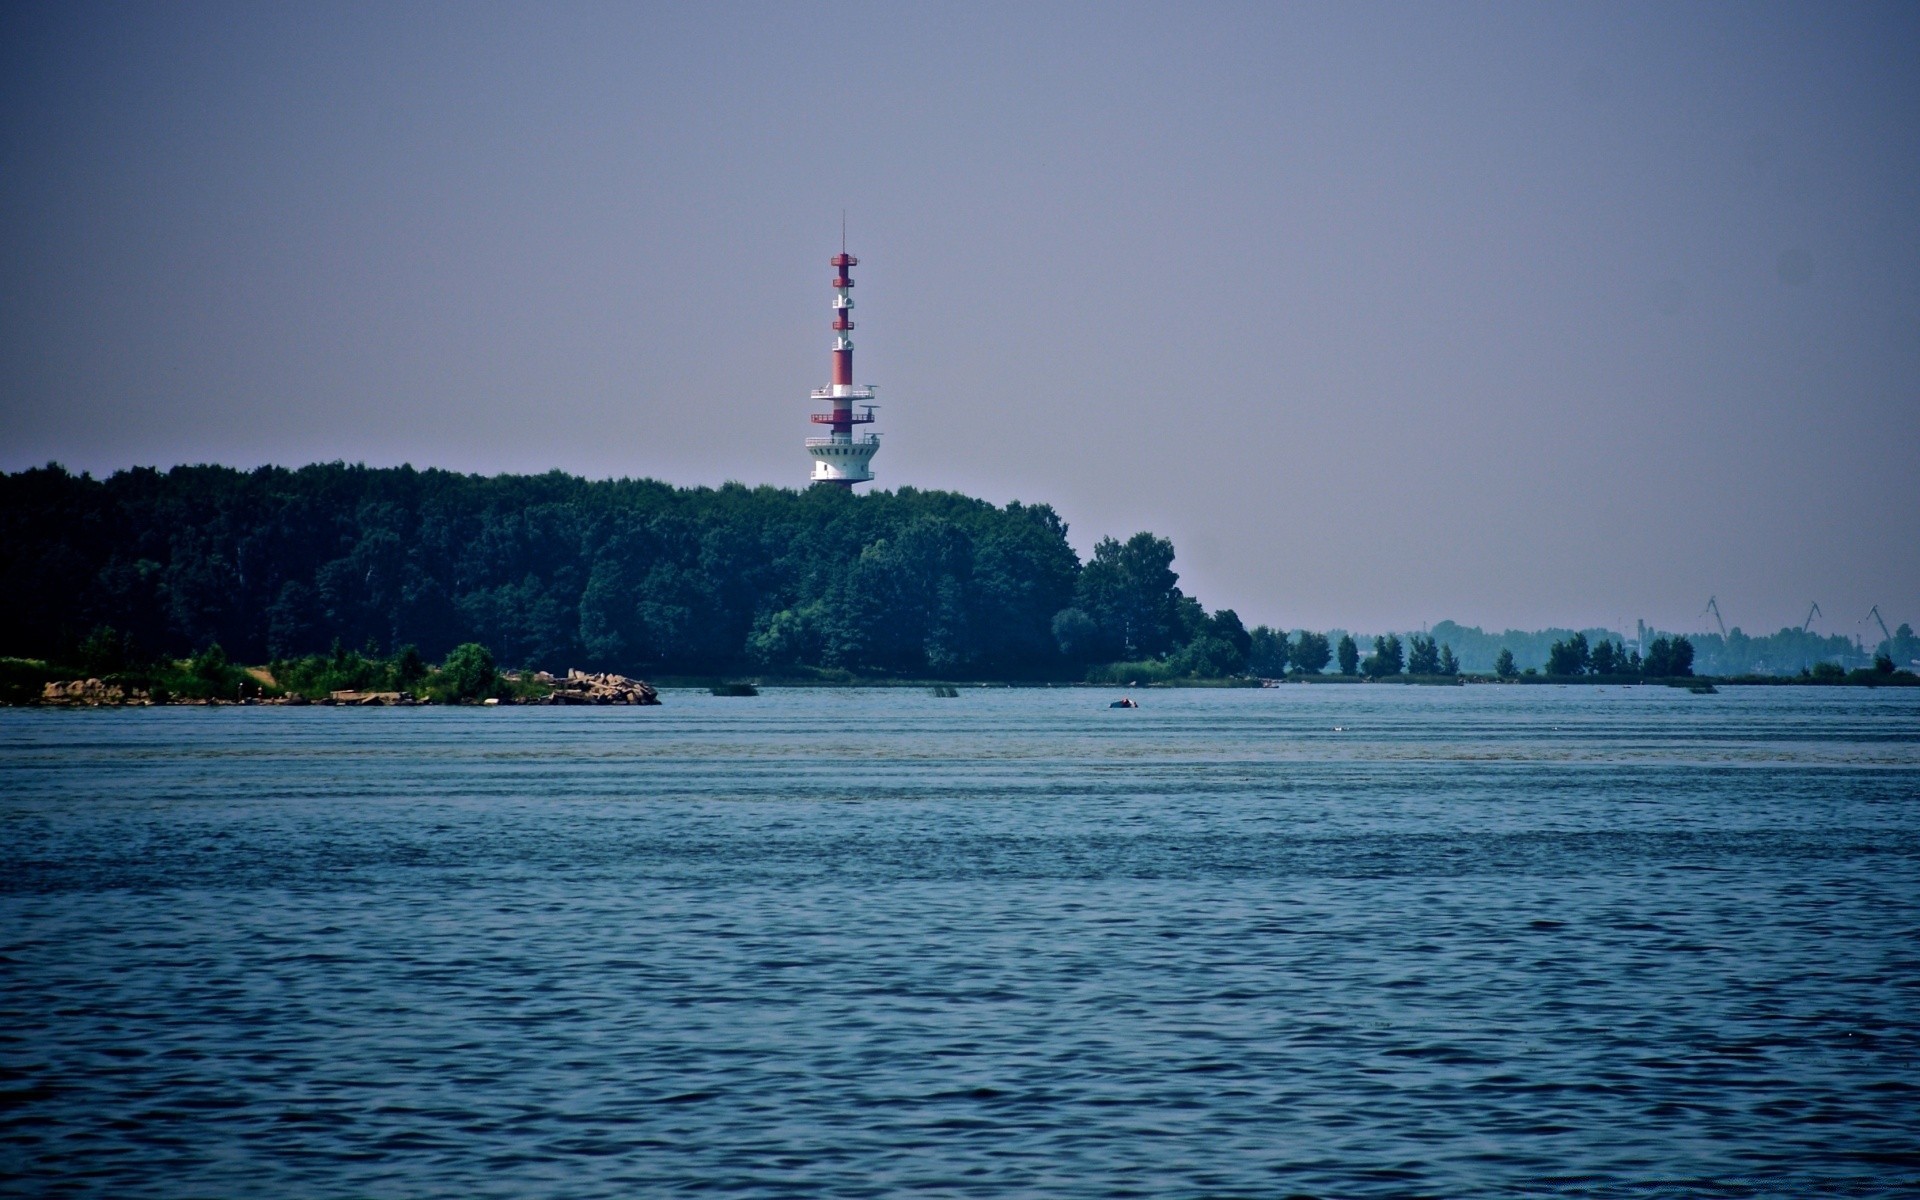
[10,671,1916,708]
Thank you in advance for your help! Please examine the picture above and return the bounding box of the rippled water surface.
[4,685,1918,1197]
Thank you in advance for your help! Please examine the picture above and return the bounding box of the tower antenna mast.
[804,227,883,487]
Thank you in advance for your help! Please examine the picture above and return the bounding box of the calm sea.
[3,685,1917,1197]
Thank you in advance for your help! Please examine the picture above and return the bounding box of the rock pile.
[30,671,660,707]
[542,670,660,706]
[41,678,146,706]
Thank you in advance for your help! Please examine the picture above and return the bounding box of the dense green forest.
[0,463,1244,680]
[5,464,1907,686]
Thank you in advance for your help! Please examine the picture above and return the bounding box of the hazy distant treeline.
[1417,619,1904,676]
[1684,626,1910,676]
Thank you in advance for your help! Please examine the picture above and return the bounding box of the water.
[3,685,1917,1197]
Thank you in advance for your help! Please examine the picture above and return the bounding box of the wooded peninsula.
[3,463,1912,702]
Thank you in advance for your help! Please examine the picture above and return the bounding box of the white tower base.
[807,435,880,484]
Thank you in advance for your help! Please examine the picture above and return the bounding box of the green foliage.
[173,643,254,700]
[190,643,229,683]
[1082,628,1249,684]
[436,642,498,702]
[1083,657,1255,686]
[1361,634,1403,677]
[1589,639,1618,675]
[1074,532,1184,659]
[0,658,75,705]
[1173,595,1209,647]
[1248,625,1290,677]
[1642,635,1694,678]
[1049,607,1103,663]
[1494,648,1517,679]
[1282,625,1328,675]
[1084,658,1182,686]
[1406,634,1439,675]
[0,465,1083,680]
[77,625,139,676]
[1546,633,1591,677]
[1206,609,1252,671]
[1438,644,1459,677]
[281,642,359,696]
[750,600,833,667]
[1172,635,1243,678]
[1336,634,1358,676]
[271,641,439,699]
[1293,631,1332,675]
[1878,624,1920,672]
[1427,621,1624,674]
[395,645,428,690]
[1686,625,1862,675]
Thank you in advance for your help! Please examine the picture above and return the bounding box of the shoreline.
[10,672,1916,708]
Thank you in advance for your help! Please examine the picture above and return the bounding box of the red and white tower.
[806,234,881,487]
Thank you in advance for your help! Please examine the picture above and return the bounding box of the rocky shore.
[32,669,660,707]
[528,670,661,706]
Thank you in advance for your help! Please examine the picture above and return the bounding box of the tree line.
[0,464,1250,680]
[1533,632,1693,678]
[6,464,1889,686]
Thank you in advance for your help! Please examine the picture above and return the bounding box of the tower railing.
[805,434,881,448]
[810,385,877,402]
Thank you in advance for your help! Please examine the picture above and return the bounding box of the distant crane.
[1868,605,1893,647]
[1801,602,1823,633]
[1701,596,1729,639]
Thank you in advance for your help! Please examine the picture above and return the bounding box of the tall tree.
[1362,634,1404,676]
[1546,632,1591,676]
[1207,609,1252,668]
[1248,625,1290,677]
[1590,639,1619,675]
[1337,634,1359,676]
[1406,634,1439,675]
[1293,631,1332,675]
[1671,636,1695,677]
[1643,636,1675,677]
[1073,531,1183,659]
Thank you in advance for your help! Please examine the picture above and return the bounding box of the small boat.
[1109,697,1138,709]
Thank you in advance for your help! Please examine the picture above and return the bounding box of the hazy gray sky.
[3,1,1915,636]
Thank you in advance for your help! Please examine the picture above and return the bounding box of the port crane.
[1868,605,1893,648]
[1800,602,1822,633]
[1701,596,1728,639]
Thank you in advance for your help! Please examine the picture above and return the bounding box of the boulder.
[327,690,403,705]
[543,670,660,705]
[40,678,129,706]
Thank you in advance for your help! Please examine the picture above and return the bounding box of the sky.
[2,1,1916,638]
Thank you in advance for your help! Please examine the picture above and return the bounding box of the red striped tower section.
[806,243,880,487]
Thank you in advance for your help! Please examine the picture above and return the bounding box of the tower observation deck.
[806,237,882,487]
